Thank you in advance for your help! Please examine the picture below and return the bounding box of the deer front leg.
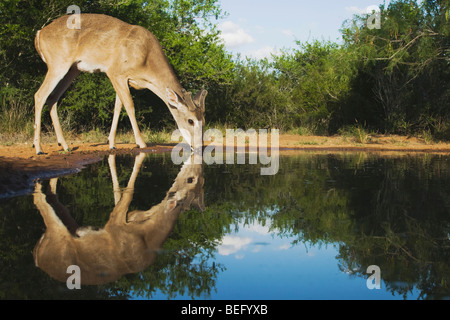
[108,76,147,149]
[106,152,147,226]
[108,154,122,205]
[108,94,122,150]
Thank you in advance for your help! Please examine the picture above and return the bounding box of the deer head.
[167,88,207,149]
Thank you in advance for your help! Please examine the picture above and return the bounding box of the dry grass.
[1,123,449,154]
[74,128,173,145]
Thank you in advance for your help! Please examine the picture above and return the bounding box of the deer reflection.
[32,153,204,285]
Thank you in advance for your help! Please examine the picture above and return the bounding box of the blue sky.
[217,0,392,59]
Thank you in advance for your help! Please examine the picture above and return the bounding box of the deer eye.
[188,119,194,126]
[187,177,194,184]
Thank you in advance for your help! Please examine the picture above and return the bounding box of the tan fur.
[33,14,207,154]
[33,153,204,285]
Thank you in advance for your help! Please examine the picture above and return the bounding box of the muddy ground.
[0,142,173,199]
[1,134,449,199]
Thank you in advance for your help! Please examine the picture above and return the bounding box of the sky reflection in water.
[1,152,448,300]
[148,219,421,300]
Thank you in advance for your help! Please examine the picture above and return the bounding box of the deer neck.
[144,53,184,104]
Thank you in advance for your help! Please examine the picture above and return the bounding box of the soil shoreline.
[1,134,449,199]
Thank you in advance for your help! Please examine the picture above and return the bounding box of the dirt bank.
[1,134,449,199]
[0,143,173,199]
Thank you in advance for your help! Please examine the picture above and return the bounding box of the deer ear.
[166,199,177,211]
[194,89,207,112]
[192,191,205,212]
[167,88,178,109]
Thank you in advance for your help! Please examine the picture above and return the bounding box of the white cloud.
[217,236,252,256]
[278,243,291,250]
[282,29,294,37]
[219,21,255,48]
[246,46,281,60]
[246,223,271,235]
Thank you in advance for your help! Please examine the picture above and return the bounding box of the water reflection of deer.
[32,153,204,285]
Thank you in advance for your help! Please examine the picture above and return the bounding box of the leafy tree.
[0,0,448,140]
[0,0,234,134]
[272,41,358,133]
[215,58,295,130]
[341,0,450,135]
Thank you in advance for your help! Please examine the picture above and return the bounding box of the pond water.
[0,151,449,300]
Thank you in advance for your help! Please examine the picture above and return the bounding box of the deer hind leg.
[47,65,81,152]
[33,179,76,234]
[108,76,147,149]
[33,65,77,154]
[33,179,77,269]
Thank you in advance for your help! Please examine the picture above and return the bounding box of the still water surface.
[0,151,449,300]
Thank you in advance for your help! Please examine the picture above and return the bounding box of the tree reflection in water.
[0,152,448,299]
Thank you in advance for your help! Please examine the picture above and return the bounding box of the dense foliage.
[0,0,448,139]
[222,0,449,136]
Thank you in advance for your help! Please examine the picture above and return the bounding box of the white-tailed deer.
[33,13,207,155]
[32,153,205,285]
